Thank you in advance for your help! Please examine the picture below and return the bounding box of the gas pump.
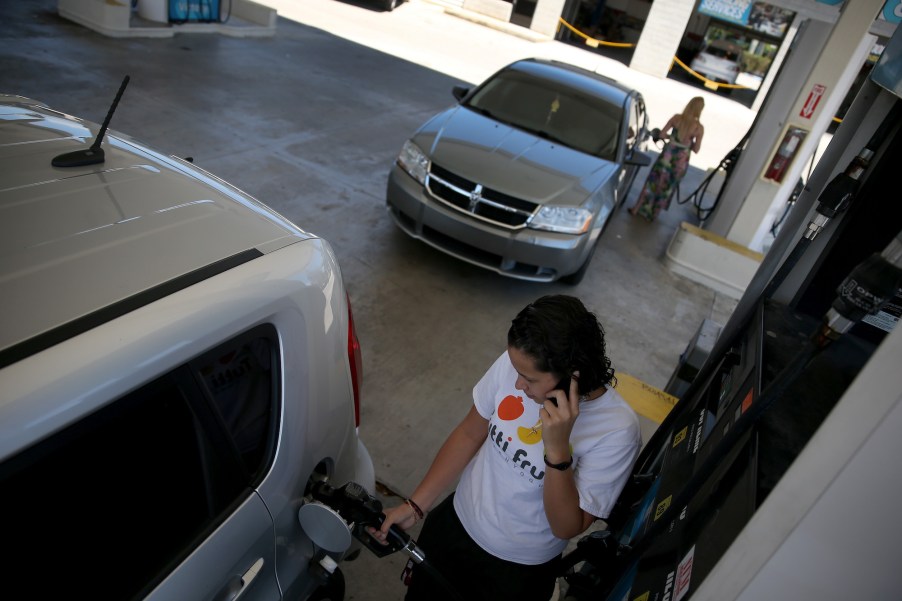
[558,84,902,601]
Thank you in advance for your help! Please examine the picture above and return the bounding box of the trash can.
[169,0,220,23]
[137,0,168,23]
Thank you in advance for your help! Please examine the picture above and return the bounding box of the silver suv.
[0,92,373,600]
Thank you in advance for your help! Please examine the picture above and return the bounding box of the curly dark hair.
[507,295,616,395]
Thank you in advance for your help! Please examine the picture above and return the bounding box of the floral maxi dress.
[633,130,691,221]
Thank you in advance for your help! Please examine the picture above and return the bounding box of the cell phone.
[547,373,571,406]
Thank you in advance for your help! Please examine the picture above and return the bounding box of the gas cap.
[297,501,354,554]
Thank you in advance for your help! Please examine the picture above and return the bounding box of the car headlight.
[529,206,593,234]
[397,140,429,185]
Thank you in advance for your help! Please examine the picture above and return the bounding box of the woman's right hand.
[365,502,419,545]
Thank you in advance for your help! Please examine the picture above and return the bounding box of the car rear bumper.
[385,164,594,282]
[355,437,376,495]
[689,61,739,84]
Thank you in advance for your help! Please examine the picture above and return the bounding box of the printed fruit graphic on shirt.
[498,394,542,444]
[517,423,543,445]
[498,395,525,420]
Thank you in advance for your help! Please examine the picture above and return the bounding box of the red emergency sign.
[800,84,826,119]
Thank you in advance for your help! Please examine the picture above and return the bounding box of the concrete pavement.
[262,2,747,598]
[0,1,750,598]
[266,0,758,173]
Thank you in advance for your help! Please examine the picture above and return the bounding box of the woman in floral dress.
[629,96,705,221]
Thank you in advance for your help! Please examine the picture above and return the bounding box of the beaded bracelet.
[405,498,425,521]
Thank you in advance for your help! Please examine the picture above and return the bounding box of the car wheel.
[384,0,401,11]
[562,210,615,285]
[561,236,601,286]
[307,566,346,601]
[561,250,593,285]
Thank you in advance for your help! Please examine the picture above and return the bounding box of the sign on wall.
[698,1,795,38]
[882,0,902,23]
[871,21,902,97]
[698,0,753,25]
[816,0,901,23]
[800,84,827,119]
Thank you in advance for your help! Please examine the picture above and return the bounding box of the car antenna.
[52,75,130,168]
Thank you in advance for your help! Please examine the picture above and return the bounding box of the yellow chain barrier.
[671,55,748,91]
[558,17,634,48]
[558,18,843,123]
[558,17,750,92]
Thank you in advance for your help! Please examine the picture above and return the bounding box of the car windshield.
[706,45,741,61]
[464,69,623,160]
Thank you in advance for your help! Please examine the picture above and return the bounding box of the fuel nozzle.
[304,481,425,561]
[816,231,902,345]
[805,148,873,241]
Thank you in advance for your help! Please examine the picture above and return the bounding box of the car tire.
[561,251,593,285]
[562,209,617,285]
[384,0,402,11]
[307,567,346,601]
[561,236,601,286]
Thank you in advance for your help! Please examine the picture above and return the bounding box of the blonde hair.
[674,96,705,130]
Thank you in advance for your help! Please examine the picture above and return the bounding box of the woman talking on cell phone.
[368,294,641,601]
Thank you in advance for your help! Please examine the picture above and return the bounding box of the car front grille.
[426,163,538,229]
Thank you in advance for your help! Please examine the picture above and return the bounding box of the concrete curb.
[440,4,552,43]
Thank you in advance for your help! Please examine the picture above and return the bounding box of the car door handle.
[215,557,265,601]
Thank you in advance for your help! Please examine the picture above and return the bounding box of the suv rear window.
[707,46,741,61]
[0,324,279,599]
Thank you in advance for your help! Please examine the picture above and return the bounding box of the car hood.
[412,106,618,206]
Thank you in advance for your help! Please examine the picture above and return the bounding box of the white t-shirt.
[453,351,641,565]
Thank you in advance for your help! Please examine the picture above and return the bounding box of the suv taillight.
[347,293,363,427]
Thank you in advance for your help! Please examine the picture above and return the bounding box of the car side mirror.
[625,150,653,168]
[452,85,470,102]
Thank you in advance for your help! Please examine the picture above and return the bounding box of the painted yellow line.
[614,372,678,424]
[678,222,764,261]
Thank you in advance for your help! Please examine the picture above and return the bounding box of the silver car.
[0,92,373,600]
[689,39,743,85]
[386,58,651,284]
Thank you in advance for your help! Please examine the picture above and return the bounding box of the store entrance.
[557,0,644,66]
[509,0,537,28]
[556,0,799,110]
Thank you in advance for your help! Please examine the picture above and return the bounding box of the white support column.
[531,0,566,38]
[462,0,512,22]
[663,1,888,297]
[630,0,697,78]
[703,17,833,241]
[750,12,802,114]
[719,0,884,251]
